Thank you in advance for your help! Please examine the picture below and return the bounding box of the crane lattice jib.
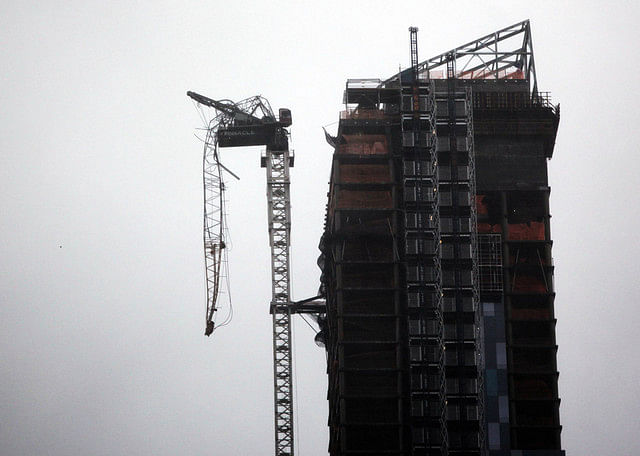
[189,91,277,335]
[201,113,230,335]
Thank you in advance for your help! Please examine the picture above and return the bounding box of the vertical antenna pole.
[409,26,419,82]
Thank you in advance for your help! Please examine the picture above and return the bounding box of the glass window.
[486,369,498,396]
[488,422,500,449]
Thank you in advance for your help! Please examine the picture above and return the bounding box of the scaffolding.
[433,67,485,452]
[478,234,503,293]
[401,75,448,455]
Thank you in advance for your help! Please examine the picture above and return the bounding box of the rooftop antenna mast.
[409,26,420,82]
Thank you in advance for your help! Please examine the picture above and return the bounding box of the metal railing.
[340,108,393,120]
[473,91,555,111]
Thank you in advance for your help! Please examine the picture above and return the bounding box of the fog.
[2,1,639,454]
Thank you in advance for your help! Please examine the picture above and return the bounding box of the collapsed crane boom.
[188,90,295,456]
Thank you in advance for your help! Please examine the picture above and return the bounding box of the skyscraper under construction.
[318,20,563,455]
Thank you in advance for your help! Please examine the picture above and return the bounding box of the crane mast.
[188,90,295,456]
[264,146,294,456]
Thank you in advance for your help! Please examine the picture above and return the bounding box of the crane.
[187,90,296,456]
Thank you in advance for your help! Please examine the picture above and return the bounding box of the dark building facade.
[318,21,563,456]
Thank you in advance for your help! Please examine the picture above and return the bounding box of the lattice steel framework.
[189,92,276,335]
[201,128,229,333]
[386,20,539,97]
[264,146,294,456]
[189,91,295,456]
[432,68,485,453]
[478,234,504,293]
[401,77,448,455]
[465,85,487,453]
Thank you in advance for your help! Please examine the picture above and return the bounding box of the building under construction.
[318,20,563,455]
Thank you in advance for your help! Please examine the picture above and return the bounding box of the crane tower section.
[263,145,294,456]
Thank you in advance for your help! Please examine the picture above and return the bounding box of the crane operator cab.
[278,108,292,127]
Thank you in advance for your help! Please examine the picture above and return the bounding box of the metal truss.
[201,128,231,335]
[192,93,278,336]
[386,20,539,97]
[189,91,275,129]
[200,113,234,335]
[264,146,294,456]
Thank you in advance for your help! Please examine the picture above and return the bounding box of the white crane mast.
[264,147,294,456]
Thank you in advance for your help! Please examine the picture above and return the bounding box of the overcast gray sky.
[2,1,639,455]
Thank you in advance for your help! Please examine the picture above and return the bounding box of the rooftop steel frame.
[386,20,539,97]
